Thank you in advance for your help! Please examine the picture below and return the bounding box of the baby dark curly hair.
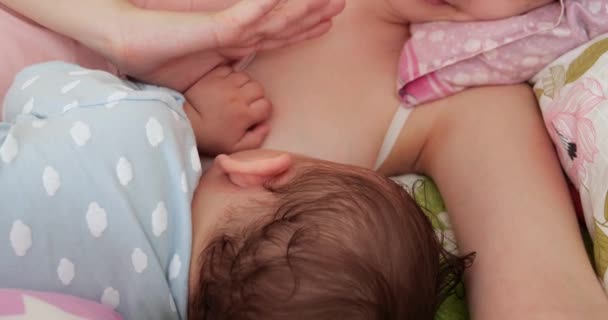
[190,163,472,320]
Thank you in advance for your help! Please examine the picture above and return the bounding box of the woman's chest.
[247,11,410,167]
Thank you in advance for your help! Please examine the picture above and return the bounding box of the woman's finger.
[257,21,332,51]
[255,0,328,37]
[268,0,343,41]
[223,20,331,56]
[213,0,282,44]
[268,12,324,41]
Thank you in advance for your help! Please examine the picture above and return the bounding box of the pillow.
[0,5,116,112]
[533,34,608,286]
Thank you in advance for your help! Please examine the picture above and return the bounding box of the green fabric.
[394,175,470,319]
[435,284,470,320]
[403,176,594,320]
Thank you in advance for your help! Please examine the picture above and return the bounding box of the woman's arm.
[0,0,344,90]
[0,0,128,56]
[417,85,608,319]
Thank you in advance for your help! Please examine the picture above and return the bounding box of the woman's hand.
[108,0,345,89]
[0,0,345,90]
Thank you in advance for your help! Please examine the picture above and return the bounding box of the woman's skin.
[0,0,345,93]
[245,1,608,319]
[169,0,608,317]
[3,0,607,319]
[409,85,607,319]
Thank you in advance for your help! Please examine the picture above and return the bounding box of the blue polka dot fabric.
[0,62,202,319]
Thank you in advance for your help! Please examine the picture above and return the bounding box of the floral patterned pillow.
[533,35,608,285]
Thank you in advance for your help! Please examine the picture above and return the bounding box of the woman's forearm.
[0,0,128,54]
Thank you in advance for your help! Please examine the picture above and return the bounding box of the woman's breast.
[246,16,408,168]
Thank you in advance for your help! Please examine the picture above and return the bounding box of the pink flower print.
[544,78,605,185]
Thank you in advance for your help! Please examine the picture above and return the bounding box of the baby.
[0,61,467,319]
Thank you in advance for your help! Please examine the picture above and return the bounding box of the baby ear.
[215,153,293,188]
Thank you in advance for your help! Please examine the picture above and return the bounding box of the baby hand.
[184,66,272,155]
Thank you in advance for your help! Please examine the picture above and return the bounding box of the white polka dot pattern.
[57,258,75,286]
[22,97,34,114]
[131,248,148,273]
[101,287,120,309]
[0,134,18,164]
[62,100,79,113]
[86,202,108,238]
[61,80,81,94]
[151,202,168,237]
[116,157,133,186]
[464,39,481,53]
[10,220,32,257]
[146,117,164,147]
[70,121,91,146]
[169,255,181,280]
[42,166,61,196]
[21,75,40,90]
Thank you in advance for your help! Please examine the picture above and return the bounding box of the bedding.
[533,33,608,284]
[397,0,608,109]
[0,289,122,319]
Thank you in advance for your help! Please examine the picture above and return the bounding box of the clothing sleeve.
[0,61,190,165]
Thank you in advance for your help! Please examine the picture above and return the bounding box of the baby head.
[391,0,555,22]
[187,150,470,319]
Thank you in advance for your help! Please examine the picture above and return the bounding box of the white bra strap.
[374,106,412,170]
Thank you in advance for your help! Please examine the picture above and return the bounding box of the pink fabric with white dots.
[398,0,608,107]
